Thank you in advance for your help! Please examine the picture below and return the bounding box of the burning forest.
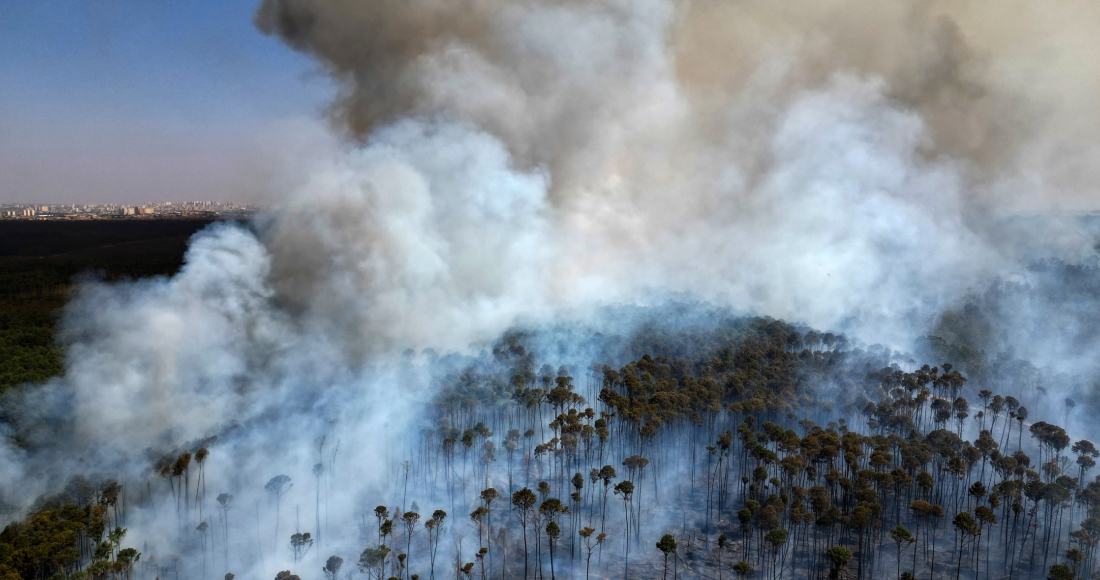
[5,1,1100,579]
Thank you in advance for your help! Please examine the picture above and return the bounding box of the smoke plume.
[248,0,1100,349]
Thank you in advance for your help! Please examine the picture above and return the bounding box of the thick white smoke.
[247,0,1100,348]
[56,74,998,438]
[62,225,285,451]
[256,75,1007,353]
[260,120,555,359]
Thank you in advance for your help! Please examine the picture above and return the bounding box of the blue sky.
[0,0,334,203]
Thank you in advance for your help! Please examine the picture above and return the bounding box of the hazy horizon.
[0,0,333,205]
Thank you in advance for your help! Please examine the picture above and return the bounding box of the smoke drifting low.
[3,0,1100,578]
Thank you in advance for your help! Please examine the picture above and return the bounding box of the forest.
[3,295,1100,580]
[0,219,218,394]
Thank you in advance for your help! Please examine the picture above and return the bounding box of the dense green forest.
[0,220,217,393]
[3,223,1100,580]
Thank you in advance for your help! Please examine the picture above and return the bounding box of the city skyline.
[0,200,263,220]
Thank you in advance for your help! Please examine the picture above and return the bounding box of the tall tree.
[402,511,420,580]
[217,493,233,568]
[512,487,537,580]
[546,521,561,580]
[890,525,914,580]
[264,475,292,552]
[578,527,606,580]
[322,555,343,580]
[425,509,447,580]
[656,534,677,580]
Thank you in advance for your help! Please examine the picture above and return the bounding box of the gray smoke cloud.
[248,0,1100,350]
[254,0,1100,206]
[3,0,1100,578]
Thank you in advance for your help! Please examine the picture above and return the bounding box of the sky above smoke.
[0,0,330,204]
[4,0,1100,576]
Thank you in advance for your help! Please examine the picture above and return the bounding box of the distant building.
[0,201,262,219]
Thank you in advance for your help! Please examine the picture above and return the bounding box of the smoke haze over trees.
[4,0,1100,579]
